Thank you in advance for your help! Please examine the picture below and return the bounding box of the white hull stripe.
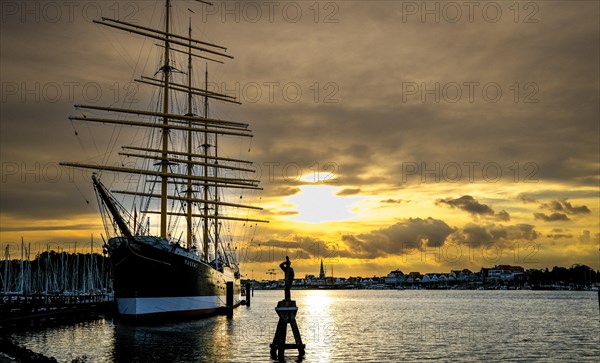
[117,295,241,316]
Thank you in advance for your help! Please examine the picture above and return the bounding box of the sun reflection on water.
[301,290,332,312]
[298,290,337,363]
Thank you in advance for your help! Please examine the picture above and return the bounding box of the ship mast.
[60,0,270,248]
[203,64,210,260]
[186,14,194,249]
[160,0,172,239]
[214,106,220,263]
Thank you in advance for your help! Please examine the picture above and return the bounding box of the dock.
[0,294,113,328]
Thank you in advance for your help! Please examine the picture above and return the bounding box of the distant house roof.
[494,265,525,273]
[388,270,404,276]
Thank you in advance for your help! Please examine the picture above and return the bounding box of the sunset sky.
[1,0,598,279]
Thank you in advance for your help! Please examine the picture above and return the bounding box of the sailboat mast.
[202,65,210,260]
[186,15,193,249]
[20,238,24,293]
[160,0,172,239]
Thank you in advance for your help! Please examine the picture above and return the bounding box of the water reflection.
[112,317,230,362]
[298,290,335,363]
[10,291,600,362]
[301,290,332,315]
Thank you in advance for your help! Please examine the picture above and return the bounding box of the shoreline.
[0,337,58,363]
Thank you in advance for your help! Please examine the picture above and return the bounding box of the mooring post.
[269,300,305,361]
[226,281,234,318]
[245,283,251,307]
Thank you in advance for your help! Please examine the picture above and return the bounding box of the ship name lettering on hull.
[185,260,199,269]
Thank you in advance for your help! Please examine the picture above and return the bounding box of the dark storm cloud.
[341,218,455,258]
[435,195,510,221]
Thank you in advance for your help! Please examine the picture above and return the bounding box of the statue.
[279,256,295,301]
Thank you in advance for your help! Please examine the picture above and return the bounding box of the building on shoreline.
[251,264,599,291]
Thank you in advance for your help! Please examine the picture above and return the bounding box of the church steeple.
[319,259,325,279]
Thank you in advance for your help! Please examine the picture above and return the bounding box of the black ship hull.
[108,236,241,321]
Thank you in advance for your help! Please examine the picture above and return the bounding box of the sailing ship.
[60,0,267,321]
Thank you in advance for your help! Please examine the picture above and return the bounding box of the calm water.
[9,290,600,362]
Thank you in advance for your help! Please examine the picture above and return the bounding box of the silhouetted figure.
[279,256,295,301]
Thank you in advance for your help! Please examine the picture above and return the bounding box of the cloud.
[534,212,570,222]
[541,198,591,215]
[546,234,573,239]
[341,218,455,258]
[546,228,573,239]
[0,0,598,271]
[0,223,98,232]
[265,210,298,217]
[259,219,541,262]
[436,195,494,215]
[517,193,538,204]
[452,223,539,247]
[457,224,494,245]
[436,195,510,221]
[336,188,361,196]
[495,210,511,221]
[579,230,591,243]
[262,186,301,198]
[380,198,409,204]
[239,236,348,263]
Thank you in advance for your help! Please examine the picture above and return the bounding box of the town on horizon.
[248,258,600,290]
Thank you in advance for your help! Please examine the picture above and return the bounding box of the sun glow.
[285,184,362,223]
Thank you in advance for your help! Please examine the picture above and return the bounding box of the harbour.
[1,238,112,329]
[1,0,599,362]
[4,290,599,362]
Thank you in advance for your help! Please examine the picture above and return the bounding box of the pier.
[0,293,113,328]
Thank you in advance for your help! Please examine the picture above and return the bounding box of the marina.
[1,240,113,329]
[1,1,599,362]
